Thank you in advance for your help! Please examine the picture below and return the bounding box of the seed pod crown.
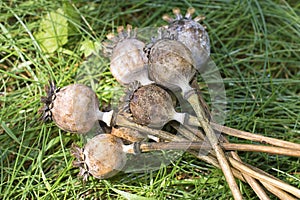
[162,7,210,70]
[39,81,60,122]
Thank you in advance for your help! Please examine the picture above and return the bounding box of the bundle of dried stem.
[112,80,300,199]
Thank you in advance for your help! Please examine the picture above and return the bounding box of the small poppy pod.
[162,7,210,71]
[40,82,113,134]
[71,134,127,180]
[129,84,197,129]
[103,25,153,86]
[129,84,174,128]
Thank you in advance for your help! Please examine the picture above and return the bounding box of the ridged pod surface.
[148,39,196,92]
[71,134,127,180]
[40,83,113,134]
[129,84,174,128]
[103,25,152,86]
[51,84,100,133]
[162,7,210,70]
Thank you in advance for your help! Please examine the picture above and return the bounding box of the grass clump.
[0,0,299,199]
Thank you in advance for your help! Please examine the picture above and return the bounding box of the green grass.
[0,0,299,199]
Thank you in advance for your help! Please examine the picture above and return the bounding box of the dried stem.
[183,125,294,199]
[188,150,220,168]
[115,119,299,198]
[186,92,243,200]
[230,151,270,200]
[222,143,300,157]
[211,123,300,151]
[170,122,204,140]
[125,141,300,157]
[190,147,297,199]
[172,123,271,199]
[191,80,294,199]
[114,113,222,169]
[228,157,300,198]
[115,114,182,141]
[261,181,298,200]
[170,124,300,157]
[186,115,300,150]
[114,101,300,199]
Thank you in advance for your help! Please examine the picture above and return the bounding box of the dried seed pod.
[40,82,113,134]
[71,134,127,180]
[148,39,196,93]
[129,84,193,128]
[71,133,189,180]
[103,25,153,86]
[162,7,210,70]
